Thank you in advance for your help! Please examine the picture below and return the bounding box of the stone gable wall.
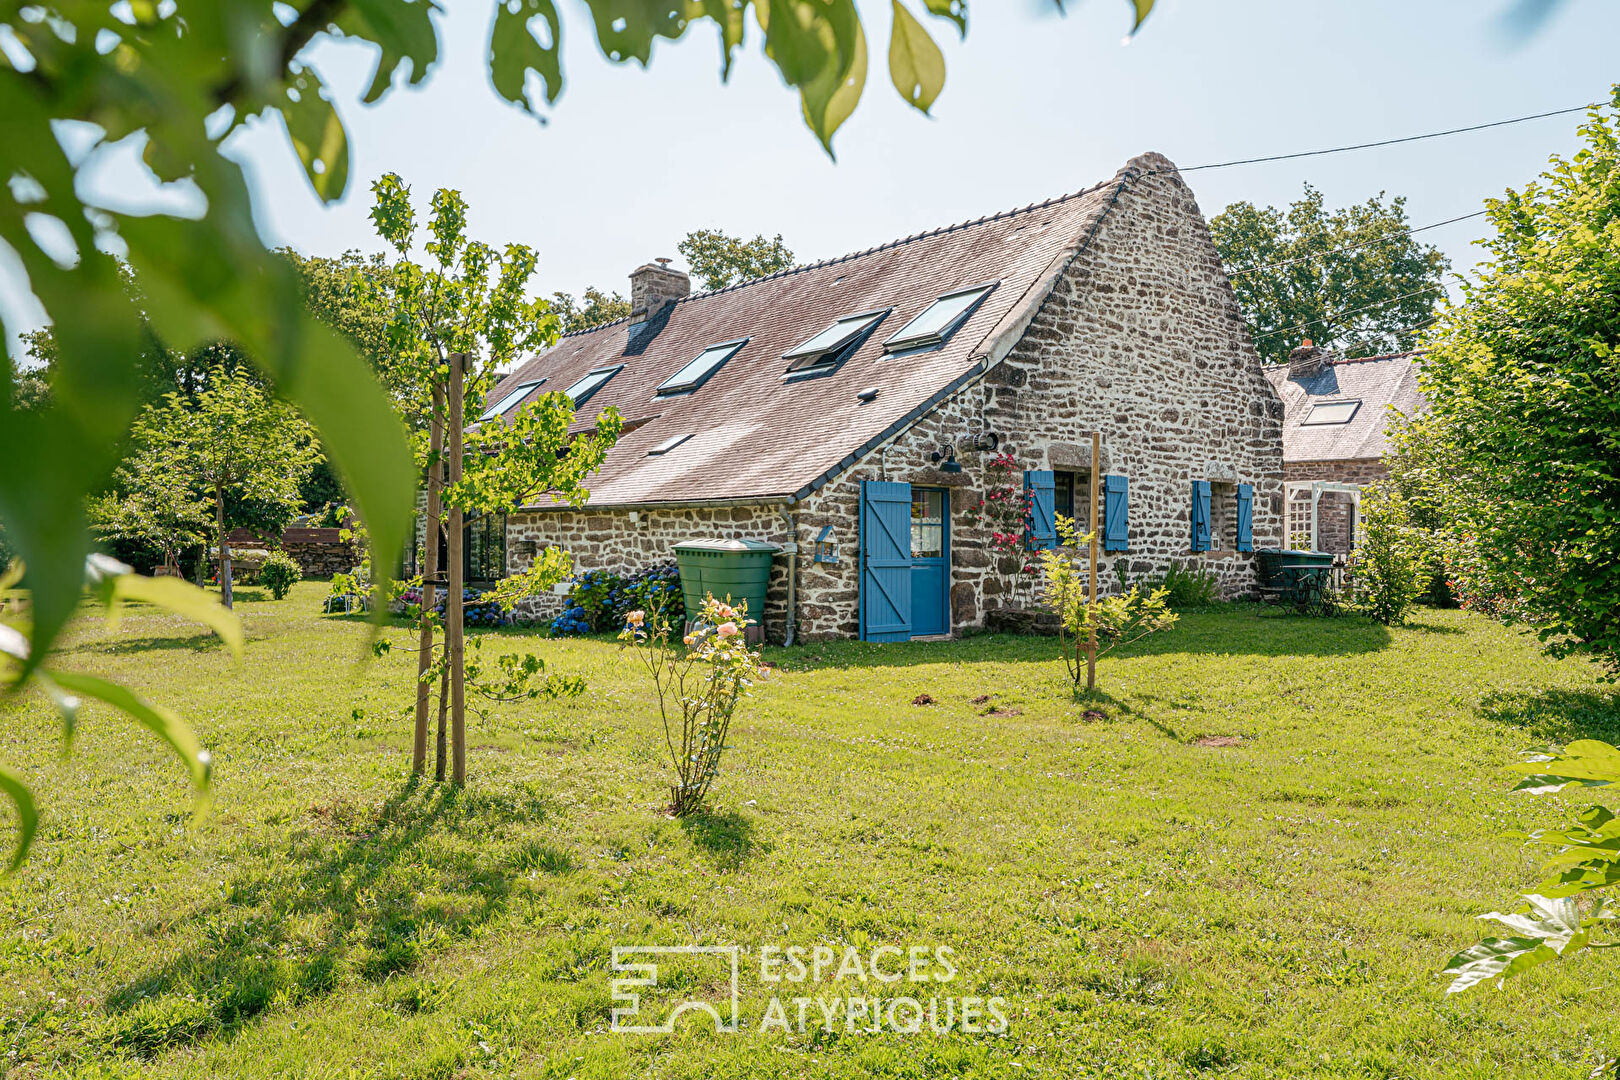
[502,155,1283,642]
[783,155,1285,638]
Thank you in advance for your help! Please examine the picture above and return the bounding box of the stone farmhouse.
[471,152,1285,643]
[1263,345,1426,554]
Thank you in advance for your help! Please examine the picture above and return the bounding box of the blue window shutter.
[859,481,912,642]
[1024,470,1056,549]
[1103,475,1129,552]
[1236,483,1254,552]
[1191,480,1212,552]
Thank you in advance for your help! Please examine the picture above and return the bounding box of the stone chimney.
[629,258,690,324]
[1287,338,1331,378]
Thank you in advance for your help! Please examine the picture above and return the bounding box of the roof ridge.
[547,175,1122,343]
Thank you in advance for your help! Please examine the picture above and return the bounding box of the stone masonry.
[504,155,1284,642]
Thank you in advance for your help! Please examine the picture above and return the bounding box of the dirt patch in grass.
[1194,735,1244,748]
[912,693,935,706]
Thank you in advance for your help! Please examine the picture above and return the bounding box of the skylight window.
[480,379,545,421]
[657,339,747,396]
[564,365,622,407]
[648,432,693,456]
[1300,399,1362,426]
[884,283,996,352]
[783,310,887,372]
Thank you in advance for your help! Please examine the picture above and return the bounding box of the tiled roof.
[493,156,1156,508]
[1263,352,1427,463]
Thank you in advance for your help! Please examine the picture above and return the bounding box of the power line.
[1183,102,1600,173]
[1226,210,1489,279]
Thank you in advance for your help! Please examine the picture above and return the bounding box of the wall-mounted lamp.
[930,444,963,474]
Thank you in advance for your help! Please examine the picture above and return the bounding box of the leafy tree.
[117,373,323,608]
[678,229,795,291]
[366,175,622,785]
[1210,185,1450,365]
[87,465,211,577]
[1391,96,1620,675]
[0,0,1159,865]
[549,287,632,334]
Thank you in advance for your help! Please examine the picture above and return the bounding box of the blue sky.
[3,0,1615,358]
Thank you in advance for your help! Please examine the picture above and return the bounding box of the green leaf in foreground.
[888,0,945,114]
[0,766,37,874]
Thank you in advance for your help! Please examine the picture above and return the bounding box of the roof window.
[564,365,622,407]
[1300,399,1361,426]
[480,379,545,421]
[884,283,996,352]
[784,310,888,372]
[648,432,694,456]
[658,339,747,396]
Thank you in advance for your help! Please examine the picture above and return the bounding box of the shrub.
[555,569,623,633]
[1141,562,1219,610]
[1345,484,1422,626]
[258,550,302,600]
[610,562,682,624]
[549,603,594,637]
[619,596,763,816]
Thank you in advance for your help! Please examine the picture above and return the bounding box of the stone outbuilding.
[1263,345,1427,554]
[472,152,1286,642]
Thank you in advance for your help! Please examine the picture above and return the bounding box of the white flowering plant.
[619,594,764,817]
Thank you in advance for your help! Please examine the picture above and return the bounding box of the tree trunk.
[435,662,448,783]
[446,352,467,786]
[413,382,446,776]
[215,484,233,610]
[1085,432,1099,693]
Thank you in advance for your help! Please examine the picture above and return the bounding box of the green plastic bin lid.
[673,538,782,554]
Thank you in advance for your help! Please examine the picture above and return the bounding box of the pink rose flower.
[717,622,739,638]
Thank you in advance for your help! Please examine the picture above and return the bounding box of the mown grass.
[2,581,1617,1078]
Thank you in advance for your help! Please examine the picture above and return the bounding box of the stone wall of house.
[785,153,1285,638]
[505,503,794,637]
[1281,457,1388,554]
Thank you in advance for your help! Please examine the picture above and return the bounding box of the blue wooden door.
[860,481,913,642]
[910,488,950,636]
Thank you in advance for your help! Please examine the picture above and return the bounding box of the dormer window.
[564,365,622,407]
[784,310,888,373]
[657,339,747,396]
[480,379,545,421]
[884,283,997,353]
[1301,399,1362,426]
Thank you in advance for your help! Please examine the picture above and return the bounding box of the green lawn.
[3,582,1618,1078]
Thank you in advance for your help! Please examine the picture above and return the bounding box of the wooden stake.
[413,380,445,776]
[1086,431,1100,693]
[447,352,467,787]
